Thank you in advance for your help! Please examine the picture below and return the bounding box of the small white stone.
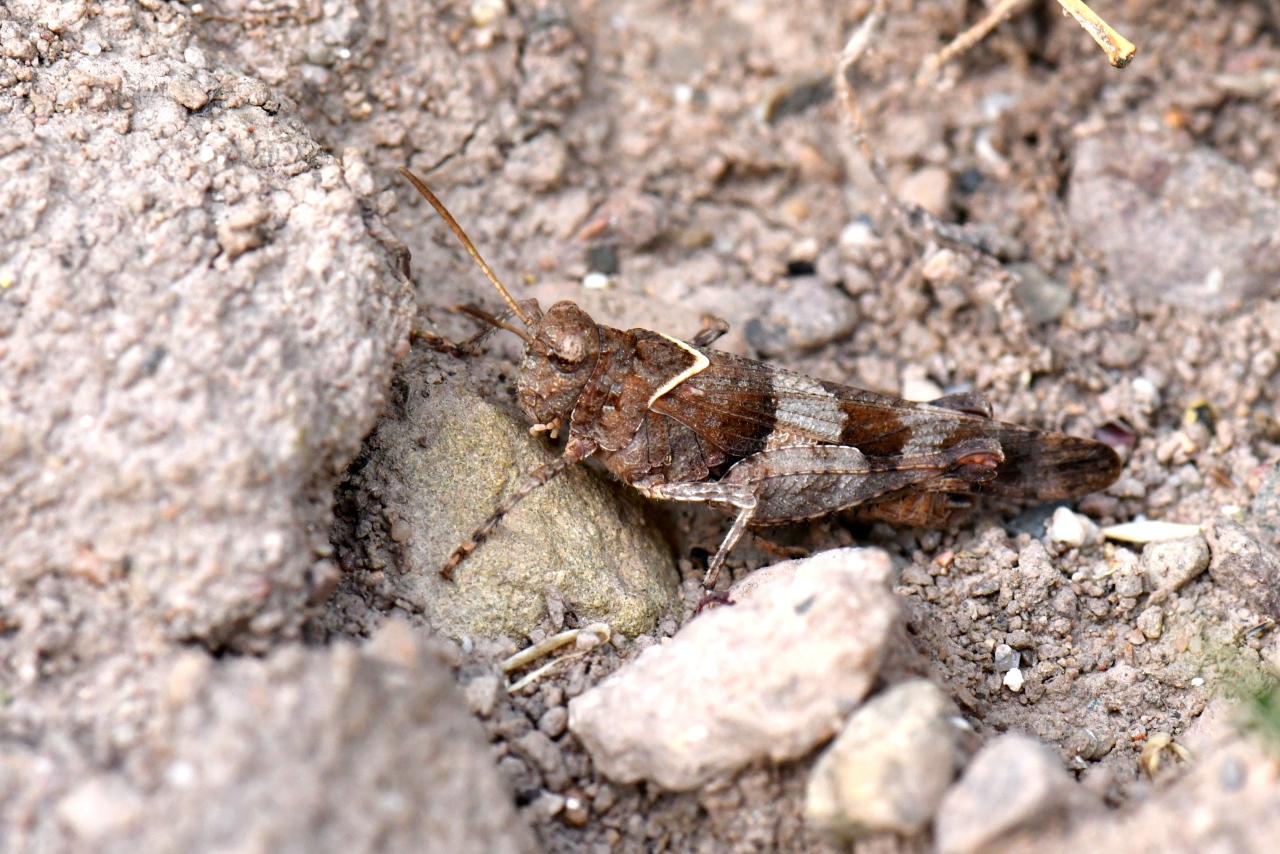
[582,272,611,289]
[1190,677,1205,687]
[82,40,102,56]
[469,0,508,27]
[1131,376,1160,406]
[839,221,877,252]
[1047,506,1086,548]
[1002,667,1024,693]
[672,83,693,105]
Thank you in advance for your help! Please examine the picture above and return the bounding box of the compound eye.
[548,352,579,373]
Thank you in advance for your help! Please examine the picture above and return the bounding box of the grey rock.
[345,381,679,640]
[568,548,897,790]
[1206,520,1280,617]
[993,644,1020,672]
[1252,461,1280,545]
[1142,535,1210,597]
[1009,263,1072,325]
[0,2,410,650]
[743,277,860,357]
[8,621,537,854]
[1069,130,1280,311]
[935,734,1082,854]
[805,679,962,840]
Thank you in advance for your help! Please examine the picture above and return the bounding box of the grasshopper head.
[517,301,601,428]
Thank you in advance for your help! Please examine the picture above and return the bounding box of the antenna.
[397,167,535,329]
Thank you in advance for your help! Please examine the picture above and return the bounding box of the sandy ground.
[4,0,1280,851]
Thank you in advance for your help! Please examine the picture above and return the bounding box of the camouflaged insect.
[400,169,1122,589]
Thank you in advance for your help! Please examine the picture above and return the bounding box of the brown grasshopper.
[399,168,1122,589]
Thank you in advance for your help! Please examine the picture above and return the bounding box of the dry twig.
[1058,0,1137,67]
[917,0,1136,84]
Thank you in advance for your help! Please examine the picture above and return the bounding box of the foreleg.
[442,436,596,579]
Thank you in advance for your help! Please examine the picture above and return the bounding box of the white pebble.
[82,40,102,56]
[1047,506,1086,548]
[1002,667,1024,693]
[1102,520,1203,544]
[470,0,508,27]
[1131,377,1160,406]
[581,271,611,289]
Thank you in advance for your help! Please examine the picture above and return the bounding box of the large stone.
[935,734,1082,854]
[0,0,410,650]
[340,379,679,640]
[805,679,963,840]
[1206,520,1280,618]
[1068,129,1280,311]
[568,548,898,790]
[3,621,537,853]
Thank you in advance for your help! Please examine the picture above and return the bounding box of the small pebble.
[1113,570,1145,598]
[463,674,502,718]
[838,220,878,259]
[581,271,611,289]
[935,734,1081,854]
[1010,263,1072,325]
[389,517,412,543]
[901,376,944,403]
[805,679,963,840]
[1136,606,1164,640]
[898,166,951,216]
[561,789,590,826]
[469,0,508,27]
[993,644,1019,672]
[538,706,569,738]
[1002,668,1024,692]
[1142,535,1210,595]
[1047,507,1086,548]
[1067,728,1115,762]
[525,791,565,823]
[82,40,102,56]
[921,248,970,284]
[1191,676,1205,687]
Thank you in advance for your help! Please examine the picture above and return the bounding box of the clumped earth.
[3,0,1280,852]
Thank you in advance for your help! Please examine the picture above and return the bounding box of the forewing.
[653,350,1121,500]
